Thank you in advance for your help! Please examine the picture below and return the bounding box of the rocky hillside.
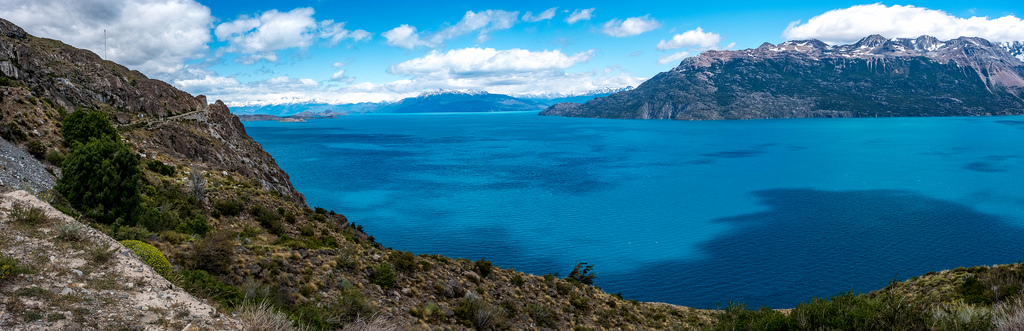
[0,18,303,204]
[541,35,1024,120]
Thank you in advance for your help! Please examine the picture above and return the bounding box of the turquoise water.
[243,112,1024,308]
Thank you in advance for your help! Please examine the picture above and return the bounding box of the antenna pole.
[103,29,106,60]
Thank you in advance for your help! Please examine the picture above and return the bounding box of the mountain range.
[230,89,623,117]
[541,35,1024,120]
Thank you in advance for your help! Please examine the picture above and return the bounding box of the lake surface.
[243,112,1024,308]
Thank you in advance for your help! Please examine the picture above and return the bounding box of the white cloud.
[602,15,660,37]
[387,47,595,79]
[0,0,213,78]
[657,27,721,50]
[657,51,689,65]
[430,10,519,44]
[566,8,595,24]
[383,10,522,49]
[215,7,370,63]
[319,20,371,46]
[382,24,433,49]
[783,4,1024,44]
[174,75,240,94]
[523,7,557,22]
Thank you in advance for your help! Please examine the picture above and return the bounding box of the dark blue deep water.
[243,112,1024,308]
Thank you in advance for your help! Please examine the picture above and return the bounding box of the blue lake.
[243,112,1024,308]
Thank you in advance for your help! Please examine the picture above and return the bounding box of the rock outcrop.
[541,35,1024,120]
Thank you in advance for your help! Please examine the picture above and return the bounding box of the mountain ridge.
[541,35,1024,120]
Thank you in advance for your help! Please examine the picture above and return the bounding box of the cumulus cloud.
[657,51,689,65]
[0,0,213,77]
[382,24,433,49]
[523,7,557,22]
[657,27,721,50]
[383,10,521,49]
[602,15,660,37]
[215,7,370,63]
[174,75,241,94]
[566,8,595,24]
[783,4,1024,44]
[430,10,519,44]
[387,47,595,79]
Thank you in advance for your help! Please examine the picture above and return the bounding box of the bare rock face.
[542,35,1024,120]
[0,18,305,204]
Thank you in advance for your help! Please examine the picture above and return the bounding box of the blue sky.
[1,1,1023,106]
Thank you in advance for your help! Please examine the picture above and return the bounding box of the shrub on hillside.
[473,258,492,279]
[61,109,117,148]
[189,230,235,275]
[174,269,243,308]
[371,262,397,289]
[57,137,141,225]
[251,205,284,236]
[119,240,172,279]
[567,262,597,285]
[212,199,243,217]
[176,214,210,236]
[391,251,417,274]
[145,159,176,176]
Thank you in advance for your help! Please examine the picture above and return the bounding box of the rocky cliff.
[0,18,304,204]
[541,35,1024,120]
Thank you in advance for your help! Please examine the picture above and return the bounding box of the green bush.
[213,199,243,217]
[251,205,284,236]
[61,109,117,148]
[57,137,141,225]
[189,230,235,276]
[7,203,50,226]
[287,287,374,329]
[1,255,25,284]
[567,262,596,285]
[45,149,66,166]
[371,262,397,289]
[26,139,45,159]
[176,214,210,236]
[455,295,507,330]
[391,251,417,274]
[174,269,243,308]
[473,258,492,278]
[119,240,172,279]
[712,302,796,331]
[145,159,175,176]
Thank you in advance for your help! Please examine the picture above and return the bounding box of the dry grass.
[238,300,305,331]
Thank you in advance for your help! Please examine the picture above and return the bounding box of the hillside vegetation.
[2,17,1024,330]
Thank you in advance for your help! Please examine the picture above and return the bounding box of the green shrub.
[189,230,235,276]
[250,205,284,236]
[371,262,397,289]
[176,214,210,236]
[1,255,26,284]
[7,203,50,226]
[527,304,558,328]
[511,274,525,287]
[55,221,85,242]
[88,243,117,265]
[455,295,507,330]
[712,302,796,331]
[44,149,66,166]
[119,240,172,279]
[959,276,993,305]
[61,109,117,148]
[391,251,417,274]
[145,159,175,176]
[567,262,596,285]
[288,287,374,329]
[26,139,46,159]
[57,137,141,225]
[473,258,492,278]
[113,225,152,241]
[173,269,243,308]
[213,199,244,217]
[137,203,179,232]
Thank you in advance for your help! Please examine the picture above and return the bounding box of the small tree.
[61,109,117,148]
[56,137,141,225]
[567,263,596,285]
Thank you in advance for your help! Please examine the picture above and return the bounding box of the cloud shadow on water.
[600,188,1024,309]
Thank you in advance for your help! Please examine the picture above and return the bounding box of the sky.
[1,1,1023,106]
